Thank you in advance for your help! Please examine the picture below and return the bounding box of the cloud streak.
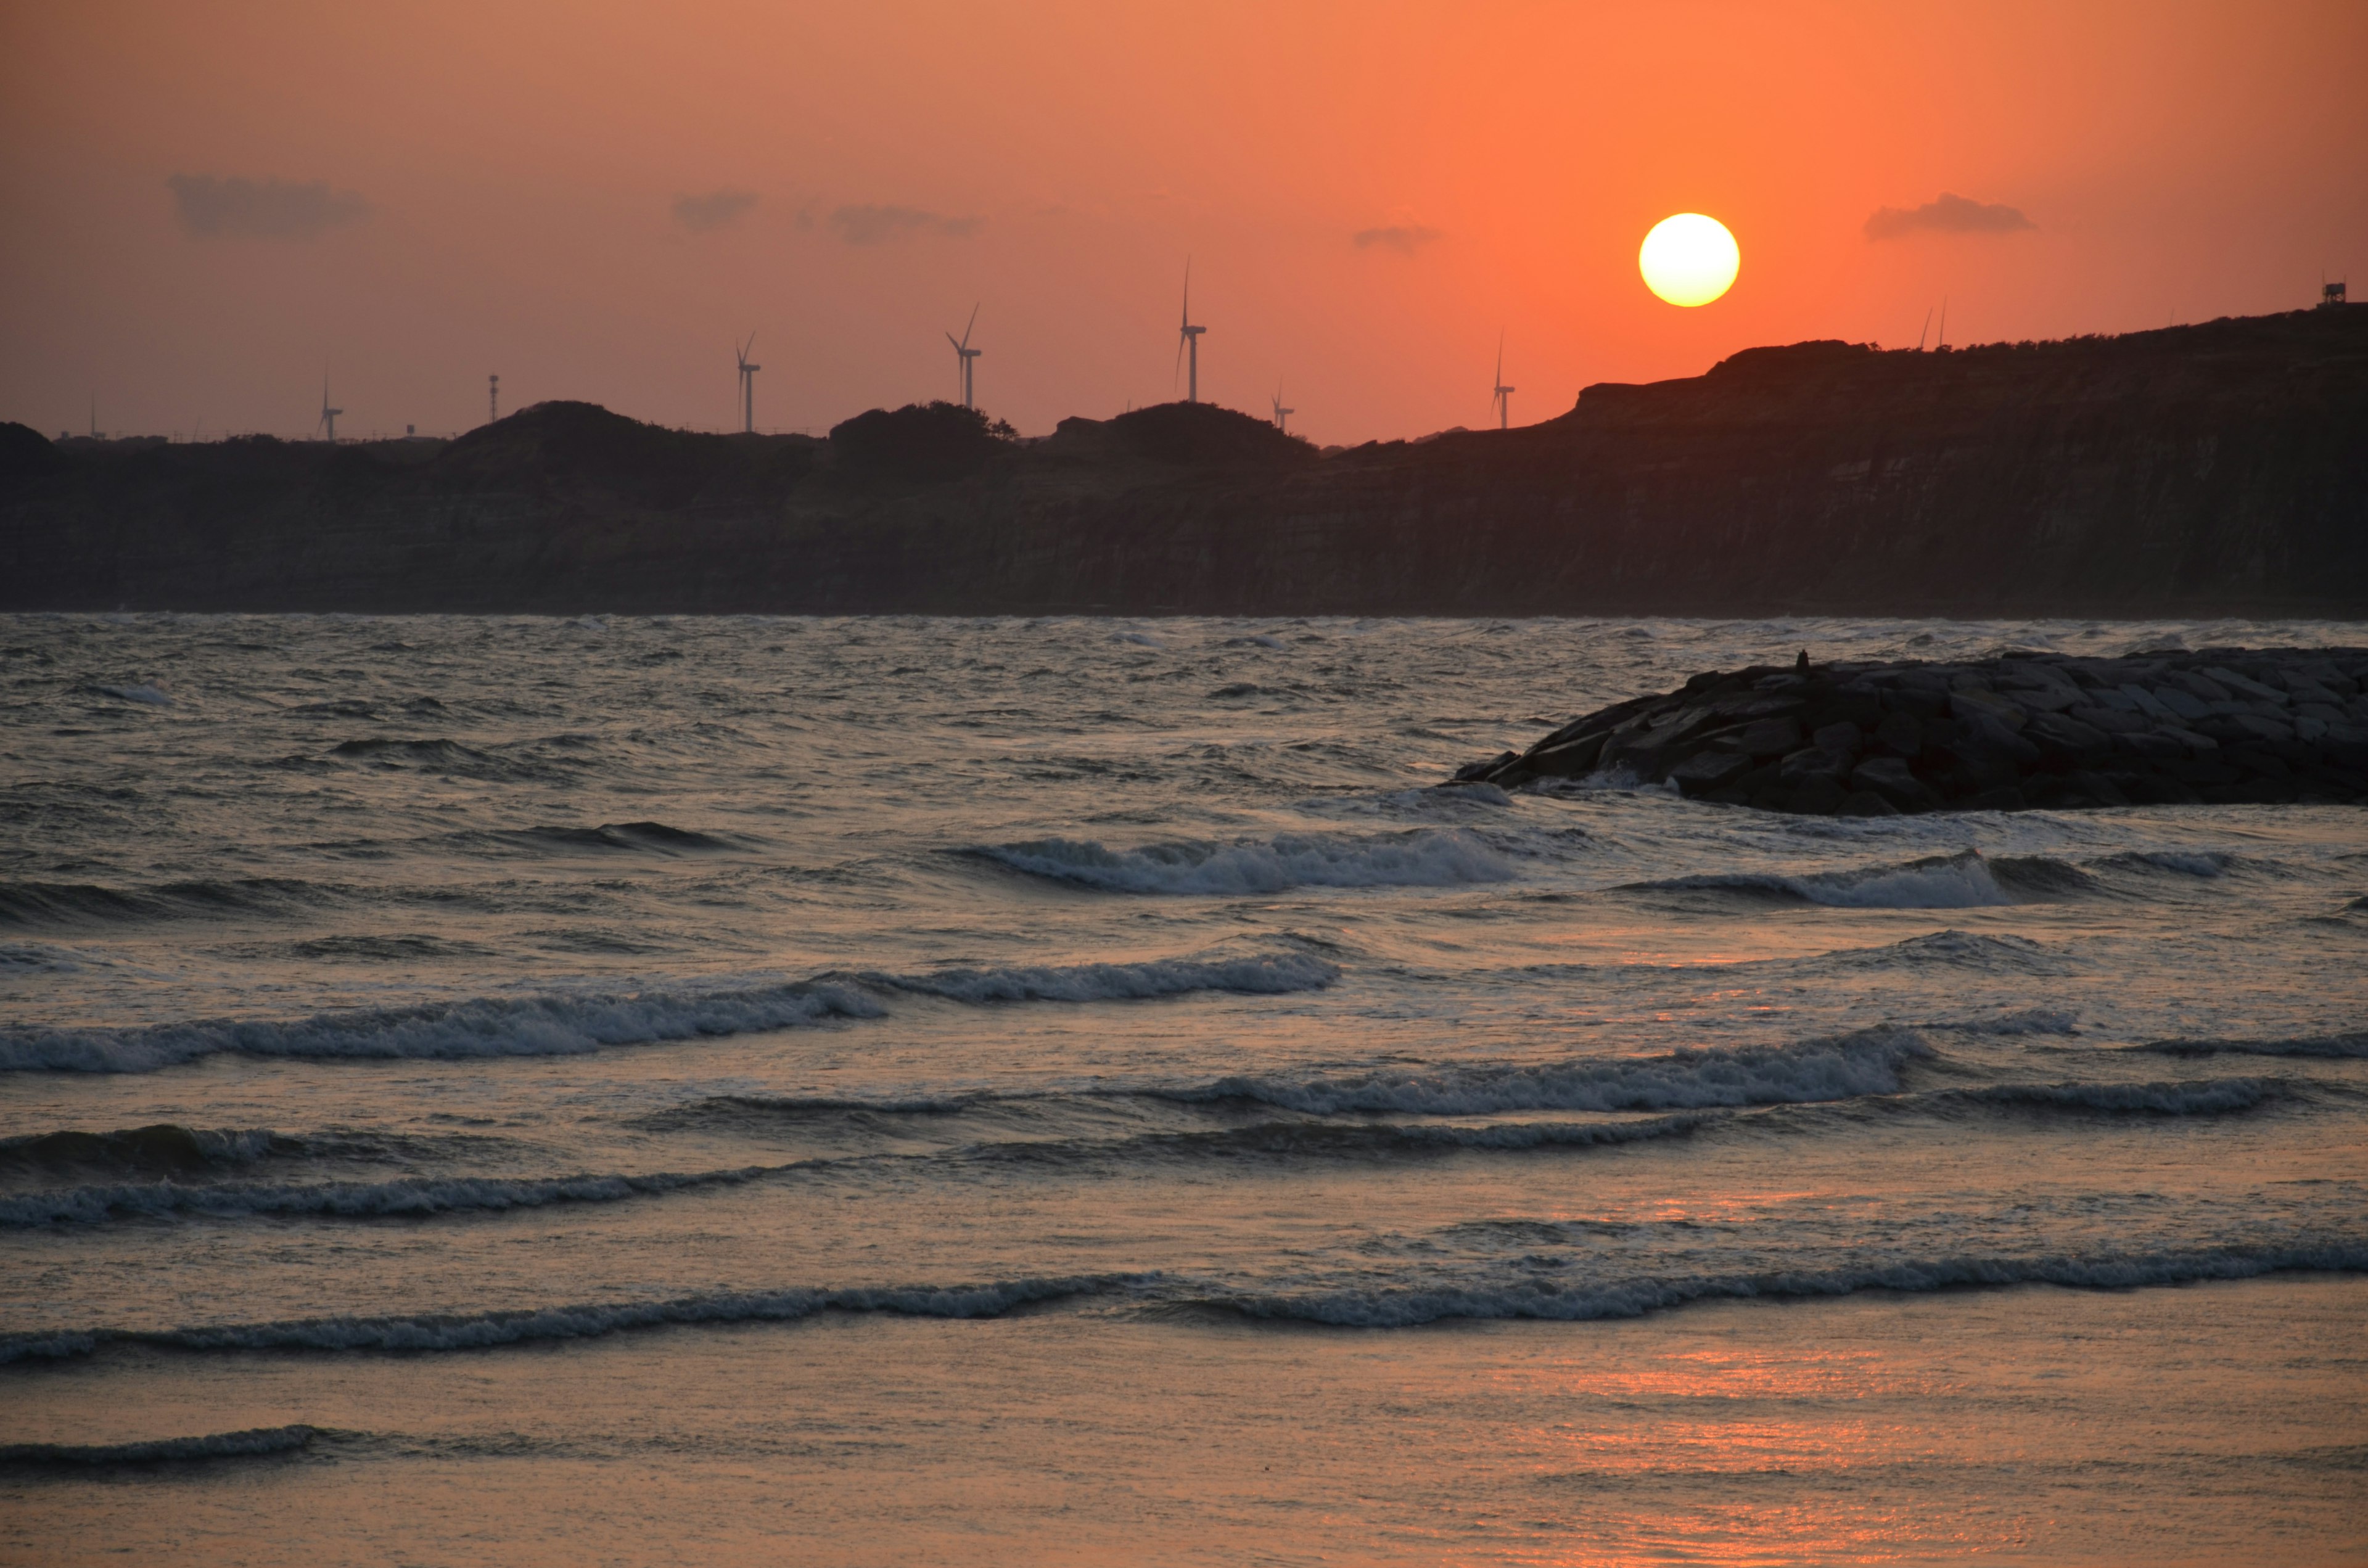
[1865,192,2034,240]
[1353,224,1442,255]
[673,189,758,232]
[828,204,981,245]
[166,175,368,239]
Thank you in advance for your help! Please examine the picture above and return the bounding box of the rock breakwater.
[1453,649,2368,814]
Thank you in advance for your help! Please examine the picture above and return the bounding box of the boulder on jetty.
[1452,648,2368,813]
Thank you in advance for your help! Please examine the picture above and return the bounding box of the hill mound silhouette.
[828,401,1011,483]
[432,400,813,501]
[1050,402,1314,469]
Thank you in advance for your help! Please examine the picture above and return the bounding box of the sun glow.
[1638,214,1740,306]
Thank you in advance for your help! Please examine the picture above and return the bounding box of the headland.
[4,306,2364,615]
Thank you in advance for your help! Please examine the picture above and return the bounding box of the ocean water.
[2,612,2364,1566]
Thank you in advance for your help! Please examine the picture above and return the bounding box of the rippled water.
[4,613,2365,1564]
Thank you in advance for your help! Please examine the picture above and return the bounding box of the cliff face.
[5,308,2365,616]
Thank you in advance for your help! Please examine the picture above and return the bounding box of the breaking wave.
[1199,1244,2368,1328]
[0,948,1340,1073]
[977,828,1517,894]
[1938,1077,2285,1116]
[1626,850,2021,909]
[0,876,346,929]
[0,1426,321,1466]
[1148,1029,1933,1117]
[1842,929,2074,973]
[0,1275,1152,1363]
[866,950,1339,1004]
[479,821,737,855]
[0,1162,816,1227]
[1,982,882,1074]
[0,1123,289,1178]
[2122,1033,2368,1059]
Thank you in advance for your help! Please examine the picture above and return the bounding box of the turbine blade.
[963,302,979,348]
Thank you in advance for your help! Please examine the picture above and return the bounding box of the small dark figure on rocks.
[1796,649,1811,674]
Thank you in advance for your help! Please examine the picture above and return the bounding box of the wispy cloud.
[1354,224,1443,255]
[166,174,369,239]
[673,189,758,232]
[828,204,982,245]
[1864,192,2034,240]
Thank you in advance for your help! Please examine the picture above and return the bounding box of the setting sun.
[1640,213,1740,306]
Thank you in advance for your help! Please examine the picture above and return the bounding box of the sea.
[2,612,2364,1566]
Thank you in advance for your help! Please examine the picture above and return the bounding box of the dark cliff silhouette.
[5,308,2364,615]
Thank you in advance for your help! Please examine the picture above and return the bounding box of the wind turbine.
[947,303,981,409]
[734,333,760,433]
[1271,383,1294,435]
[1175,261,1207,403]
[1491,334,1515,430]
[317,374,343,442]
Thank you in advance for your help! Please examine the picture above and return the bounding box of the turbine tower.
[1176,262,1207,403]
[1491,335,1515,430]
[735,333,760,433]
[318,374,343,442]
[488,374,499,425]
[1271,384,1294,435]
[947,304,981,409]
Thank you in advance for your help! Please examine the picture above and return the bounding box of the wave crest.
[0,1426,319,1466]
[1203,1243,2368,1328]
[0,1275,1153,1363]
[979,829,1516,895]
[1161,1028,1932,1117]
[1627,850,2021,909]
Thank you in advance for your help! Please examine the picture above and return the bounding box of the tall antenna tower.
[487,374,500,425]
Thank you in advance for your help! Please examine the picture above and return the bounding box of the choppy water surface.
[4,614,2364,1565]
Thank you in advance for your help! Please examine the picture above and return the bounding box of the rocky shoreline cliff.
[4,306,2365,615]
[1451,647,2368,813]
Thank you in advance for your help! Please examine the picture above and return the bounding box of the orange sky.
[4,1,2363,445]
